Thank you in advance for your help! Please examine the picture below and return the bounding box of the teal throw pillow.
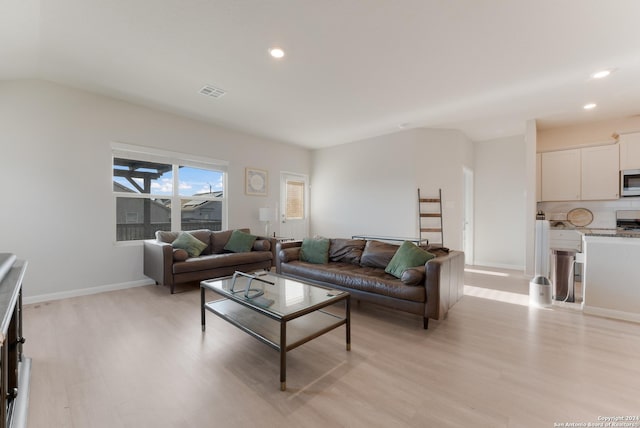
[172,232,208,258]
[300,238,330,264]
[224,230,258,253]
[385,241,435,279]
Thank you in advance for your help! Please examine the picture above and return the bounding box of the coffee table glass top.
[201,271,347,319]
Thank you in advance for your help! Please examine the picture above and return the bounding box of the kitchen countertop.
[549,223,640,238]
[579,228,640,238]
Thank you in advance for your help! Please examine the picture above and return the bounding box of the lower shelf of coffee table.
[204,299,347,351]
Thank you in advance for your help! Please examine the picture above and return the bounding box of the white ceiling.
[3,0,640,149]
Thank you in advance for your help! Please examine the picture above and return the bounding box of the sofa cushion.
[156,230,179,243]
[421,244,450,257]
[278,247,300,263]
[224,230,257,253]
[252,239,271,252]
[400,266,426,286]
[329,239,366,265]
[158,229,212,255]
[172,232,208,257]
[300,238,330,264]
[211,230,233,253]
[185,229,213,255]
[173,251,273,274]
[281,261,425,302]
[173,248,189,262]
[385,241,435,279]
[360,240,399,269]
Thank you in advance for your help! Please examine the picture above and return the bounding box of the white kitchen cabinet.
[581,144,619,200]
[582,235,640,323]
[549,229,582,252]
[619,132,640,170]
[540,144,620,201]
[541,149,581,201]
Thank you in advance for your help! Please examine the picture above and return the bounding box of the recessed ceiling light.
[591,69,613,79]
[269,47,285,59]
[583,103,597,110]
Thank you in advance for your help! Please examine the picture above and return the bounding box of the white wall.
[537,116,640,152]
[525,119,537,276]
[310,128,473,251]
[0,80,311,300]
[474,135,526,270]
[311,131,417,239]
[414,128,474,252]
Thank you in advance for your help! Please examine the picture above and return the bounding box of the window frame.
[112,142,228,244]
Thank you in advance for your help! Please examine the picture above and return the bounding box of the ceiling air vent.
[199,85,226,98]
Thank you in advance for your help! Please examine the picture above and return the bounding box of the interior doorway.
[463,167,474,265]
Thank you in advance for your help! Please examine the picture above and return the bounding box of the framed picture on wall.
[245,167,268,196]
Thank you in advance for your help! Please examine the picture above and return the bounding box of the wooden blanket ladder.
[418,188,443,245]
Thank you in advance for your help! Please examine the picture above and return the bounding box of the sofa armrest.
[275,241,302,273]
[143,239,174,286]
[253,236,278,268]
[424,250,465,321]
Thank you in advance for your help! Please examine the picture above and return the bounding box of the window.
[125,212,139,224]
[113,144,227,242]
[285,180,305,220]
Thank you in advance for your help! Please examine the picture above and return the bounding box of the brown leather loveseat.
[276,239,464,328]
[144,228,276,293]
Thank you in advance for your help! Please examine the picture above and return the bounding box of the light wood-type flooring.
[24,267,640,427]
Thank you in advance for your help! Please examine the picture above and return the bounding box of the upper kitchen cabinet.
[540,144,620,201]
[581,144,619,200]
[619,132,640,170]
[541,149,581,201]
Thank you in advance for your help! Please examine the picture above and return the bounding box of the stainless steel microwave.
[621,169,640,197]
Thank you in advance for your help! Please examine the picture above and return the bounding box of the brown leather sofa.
[144,228,276,293]
[276,239,464,329]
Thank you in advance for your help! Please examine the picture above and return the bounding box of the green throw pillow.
[385,241,435,279]
[172,232,208,258]
[224,230,257,253]
[300,238,330,264]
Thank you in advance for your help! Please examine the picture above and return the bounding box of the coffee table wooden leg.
[280,321,286,391]
[200,286,206,331]
[346,296,351,351]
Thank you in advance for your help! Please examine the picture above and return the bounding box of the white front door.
[279,172,309,240]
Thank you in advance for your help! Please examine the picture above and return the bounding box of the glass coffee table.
[200,271,351,391]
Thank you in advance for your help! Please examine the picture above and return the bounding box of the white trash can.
[529,275,552,307]
[530,220,552,308]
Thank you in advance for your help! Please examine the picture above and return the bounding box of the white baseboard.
[24,279,154,304]
[583,305,640,324]
[470,260,525,271]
